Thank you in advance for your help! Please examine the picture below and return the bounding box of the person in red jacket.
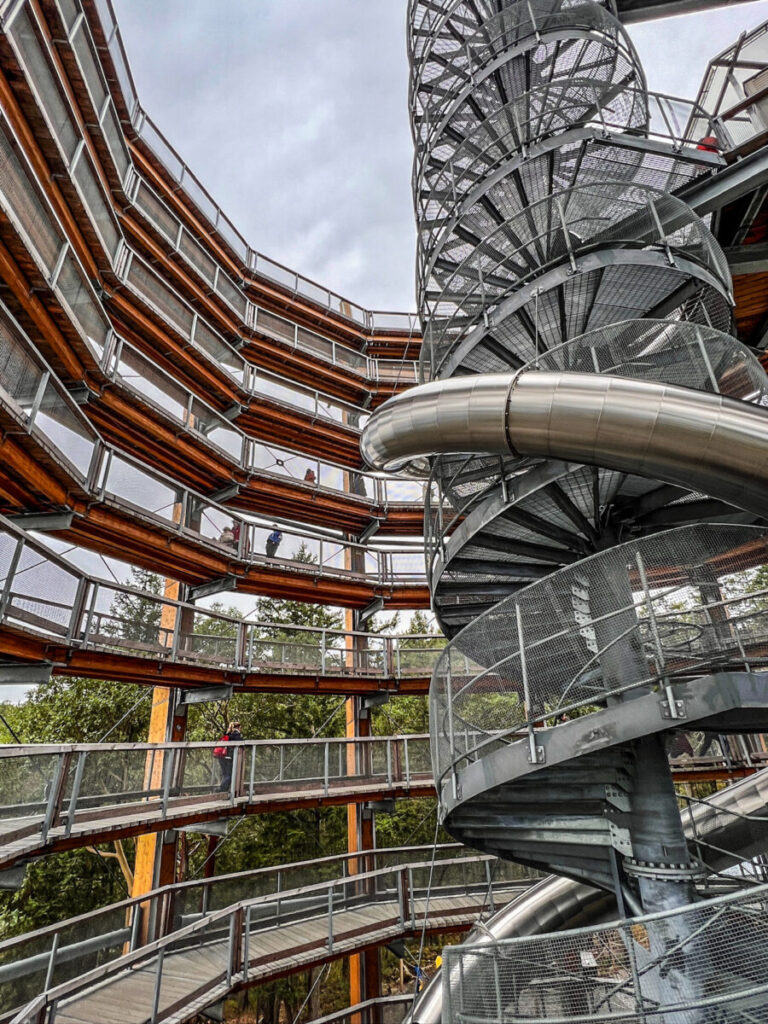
[213,721,243,792]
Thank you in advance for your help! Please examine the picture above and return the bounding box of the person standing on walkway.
[265,527,282,558]
[214,721,243,792]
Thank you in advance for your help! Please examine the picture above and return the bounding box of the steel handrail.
[5,853,529,1024]
[0,513,439,668]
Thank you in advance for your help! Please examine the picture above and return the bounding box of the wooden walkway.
[0,778,435,871]
[54,891,524,1024]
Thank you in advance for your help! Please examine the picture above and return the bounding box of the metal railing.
[307,995,414,1024]
[128,174,419,386]
[0,735,434,855]
[0,0,421,433]
[108,331,425,505]
[441,881,768,1024]
[132,107,419,337]
[695,19,768,152]
[0,736,760,868]
[430,524,768,790]
[0,0,128,253]
[0,848,533,1023]
[0,96,415,466]
[0,513,440,673]
[424,321,768,590]
[7,0,422,348]
[0,313,430,590]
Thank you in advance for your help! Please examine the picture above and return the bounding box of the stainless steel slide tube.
[361,371,768,519]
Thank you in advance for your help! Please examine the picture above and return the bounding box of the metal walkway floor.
[52,892,519,1024]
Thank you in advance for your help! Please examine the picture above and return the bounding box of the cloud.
[113,0,768,312]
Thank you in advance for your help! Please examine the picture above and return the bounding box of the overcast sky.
[112,0,768,313]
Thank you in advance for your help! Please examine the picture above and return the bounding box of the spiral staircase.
[361,0,768,1018]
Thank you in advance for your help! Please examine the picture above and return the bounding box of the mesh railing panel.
[0,118,65,275]
[442,884,768,1024]
[430,525,768,786]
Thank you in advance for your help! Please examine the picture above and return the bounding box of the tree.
[102,567,164,643]
[372,611,445,737]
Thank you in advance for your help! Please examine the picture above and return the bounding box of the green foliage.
[7,676,151,745]
[102,567,163,642]
[0,848,127,940]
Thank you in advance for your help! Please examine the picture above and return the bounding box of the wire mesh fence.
[430,524,768,788]
[442,882,768,1024]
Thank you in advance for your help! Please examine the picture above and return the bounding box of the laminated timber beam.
[0,625,433,696]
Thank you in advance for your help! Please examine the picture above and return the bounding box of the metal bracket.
[358,519,381,544]
[181,685,233,705]
[0,661,54,686]
[361,691,391,710]
[0,864,26,890]
[365,799,396,814]
[209,483,241,503]
[66,383,93,405]
[526,745,545,765]
[188,575,238,601]
[359,597,384,624]
[605,784,631,811]
[9,511,75,532]
[177,820,230,837]
[608,822,633,856]
[660,697,686,720]
[221,403,243,421]
[200,1001,225,1023]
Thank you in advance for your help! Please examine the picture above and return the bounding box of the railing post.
[41,751,72,843]
[130,901,142,950]
[635,551,681,718]
[398,868,410,928]
[80,582,100,645]
[161,747,173,817]
[327,887,334,952]
[170,599,183,659]
[43,931,60,992]
[0,536,24,620]
[248,744,256,801]
[63,751,87,839]
[324,741,330,795]
[150,948,165,1024]
[229,746,240,803]
[247,625,254,670]
[408,867,416,928]
[65,577,88,643]
[515,605,542,765]
[445,659,460,800]
[243,906,251,976]
[227,910,242,985]
[236,620,247,670]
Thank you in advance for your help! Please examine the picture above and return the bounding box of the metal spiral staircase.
[361,0,768,1018]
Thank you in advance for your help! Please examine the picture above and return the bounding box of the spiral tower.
[363,0,768,1016]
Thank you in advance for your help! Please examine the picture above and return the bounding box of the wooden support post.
[346,689,380,1011]
[131,575,189,939]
